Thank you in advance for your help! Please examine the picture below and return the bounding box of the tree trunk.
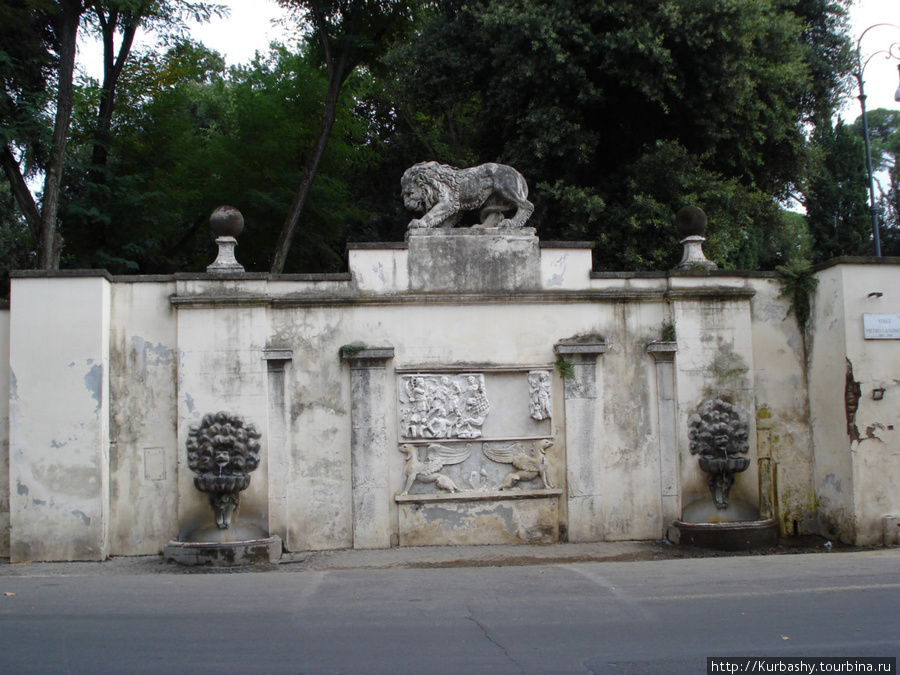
[1,145,42,242]
[38,0,83,269]
[269,75,343,275]
[91,11,137,169]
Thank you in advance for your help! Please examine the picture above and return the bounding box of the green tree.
[0,0,224,270]
[854,108,900,256]
[373,0,852,270]
[806,117,870,262]
[83,0,227,170]
[1,0,83,269]
[59,42,380,273]
[269,0,423,274]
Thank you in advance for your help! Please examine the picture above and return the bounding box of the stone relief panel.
[528,370,552,421]
[400,374,490,440]
[396,439,557,496]
[482,439,555,490]
[396,369,557,497]
[397,442,473,495]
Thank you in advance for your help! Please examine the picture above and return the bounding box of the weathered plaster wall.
[595,300,668,541]
[669,278,758,510]
[809,263,900,545]
[8,274,111,561]
[748,277,816,535]
[808,265,855,542]
[174,278,271,540]
[0,305,9,557]
[108,280,178,555]
[5,252,896,560]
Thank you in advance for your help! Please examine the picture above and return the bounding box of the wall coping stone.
[10,269,113,281]
[340,346,395,361]
[814,256,900,271]
[169,286,756,309]
[555,342,608,356]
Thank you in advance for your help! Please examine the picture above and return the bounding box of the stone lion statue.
[401,161,534,230]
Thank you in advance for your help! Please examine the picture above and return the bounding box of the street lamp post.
[854,24,900,259]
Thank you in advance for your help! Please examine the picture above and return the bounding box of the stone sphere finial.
[207,206,245,274]
[675,205,707,238]
[210,205,244,238]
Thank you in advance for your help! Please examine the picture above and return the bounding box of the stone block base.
[882,516,900,547]
[397,490,561,546]
[668,519,777,551]
[164,535,282,566]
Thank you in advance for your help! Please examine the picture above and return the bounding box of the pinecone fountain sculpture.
[687,398,750,510]
[186,412,262,529]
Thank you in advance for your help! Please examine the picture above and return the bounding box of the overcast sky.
[77,0,900,121]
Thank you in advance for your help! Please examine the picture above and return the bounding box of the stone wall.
[808,261,900,545]
[1,240,898,560]
[0,302,8,558]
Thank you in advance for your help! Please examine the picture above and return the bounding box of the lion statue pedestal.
[407,227,541,293]
[402,161,541,293]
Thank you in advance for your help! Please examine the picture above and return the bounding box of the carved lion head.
[401,161,461,212]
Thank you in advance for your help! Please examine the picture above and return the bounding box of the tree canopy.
[0,0,868,279]
[369,0,855,270]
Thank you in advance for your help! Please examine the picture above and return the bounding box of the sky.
[843,0,900,122]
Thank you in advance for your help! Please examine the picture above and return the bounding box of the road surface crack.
[467,605,524,672]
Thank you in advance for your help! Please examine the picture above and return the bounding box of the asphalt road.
[1,550,897,674]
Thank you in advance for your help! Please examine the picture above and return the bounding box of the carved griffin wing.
[421,443,471,474]
[481,442,526,465]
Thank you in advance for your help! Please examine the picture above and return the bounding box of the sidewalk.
[0,535,854,576]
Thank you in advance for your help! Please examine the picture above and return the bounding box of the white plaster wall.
[268,305,354,550]
[817,264,900,544]
[8,276,111,561]
[597,301,669,540]
[808,266,857,542]
[748,277,815,534]
[0,306,9,557]
[108,281,178,554]
[174,279,271,539]
[10,257,898,557]
[266,296,674,549]
[671,286,759,511]
[347,248,409,293]
[540,247,593,290]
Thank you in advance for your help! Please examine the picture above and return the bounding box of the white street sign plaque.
[863,314,900,340]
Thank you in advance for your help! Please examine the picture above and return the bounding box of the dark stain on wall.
[845,359,861,443]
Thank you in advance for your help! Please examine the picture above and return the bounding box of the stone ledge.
[340,346,395,361]
[555,343,607,356]
[406,226,537,239]
[647,342,678,355]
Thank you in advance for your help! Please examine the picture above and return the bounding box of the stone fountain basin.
[669,519,778,551]
[164,521,280,567]
[668,498,778,551]
[164,534,282,567]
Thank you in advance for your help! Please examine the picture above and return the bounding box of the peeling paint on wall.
[845,359,861,443]
[84,363,103,412]
[131,336,174,381]
[71,510,91,526]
